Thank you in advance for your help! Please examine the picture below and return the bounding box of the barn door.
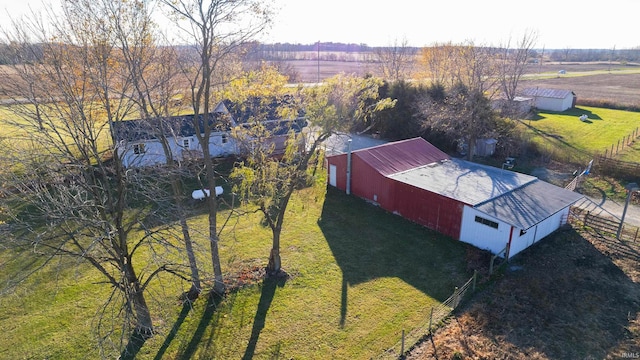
[329,164,337,187]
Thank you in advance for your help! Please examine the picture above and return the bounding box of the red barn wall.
[327,153,464,240]
[326,154,348,191]
[327,153,395,208]
[390,181,464,239]
[350,155,394,207]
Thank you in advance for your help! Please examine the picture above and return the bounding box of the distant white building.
[521,88,576,112]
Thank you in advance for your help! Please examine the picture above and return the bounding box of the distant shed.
[521,88,576,112]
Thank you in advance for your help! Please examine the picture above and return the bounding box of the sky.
[2,0,640,49]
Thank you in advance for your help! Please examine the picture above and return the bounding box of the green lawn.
[0,180,472,359]
[517,106,640,163]
[522,66,640,80]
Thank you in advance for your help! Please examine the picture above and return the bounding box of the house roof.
[239,118,308,136]
[221,95,305,123]
[389,158,537,206]
[475,179,583,230]
[112,113,231,142]
[352,137,450,176]
[521,88,575,99]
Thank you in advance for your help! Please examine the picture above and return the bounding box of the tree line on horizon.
[3,40,640,67]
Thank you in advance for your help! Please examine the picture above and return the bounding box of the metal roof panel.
[354,137,450,176]
[475,180,584,229]
[389,158,537,205]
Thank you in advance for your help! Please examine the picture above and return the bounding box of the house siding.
[120,133,237,168]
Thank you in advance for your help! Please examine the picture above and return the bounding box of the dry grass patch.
[408,227,640,360]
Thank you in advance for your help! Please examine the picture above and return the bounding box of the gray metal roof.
[389,158,537,206]
[323,133,389,156]
[475,180,584,230]
[521,88,575,99]
[389,158,583,229]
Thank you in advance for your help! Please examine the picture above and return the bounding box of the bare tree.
[420,82,497,160]
[418,40,501,159]
[0,0,201,355]
[105,0,205,300]
[232,74,394,275]
[0,18,159,355]
[374,37,416,81]
[161,0,273,295]
[420,41,499,95]
[498,30,538,103]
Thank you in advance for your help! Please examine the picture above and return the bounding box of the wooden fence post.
[428,307,434,334]
[489,256,494,275]
[472,270,477,291]
[401,330,405,355]
[584,211,590,229]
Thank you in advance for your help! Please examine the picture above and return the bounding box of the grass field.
[0,180,475,359]
[2,61,640,358]
[516,106,640,164]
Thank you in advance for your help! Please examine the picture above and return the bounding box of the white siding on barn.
[120,140,166,168]
[508,227,535,258]
[459,206,511,256]
[532,208,569,242]
[461,205,571,259]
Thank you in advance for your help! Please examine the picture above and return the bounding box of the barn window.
[133,143,146,155]
[221,134,228,144]
[475,215,498,229]
[183,138,190,148]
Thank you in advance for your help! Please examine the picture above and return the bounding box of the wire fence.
[375,271,478,359]
[601,127,639,158]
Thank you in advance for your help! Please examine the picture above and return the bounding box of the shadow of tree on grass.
[241,275,287,360]
[153,302,192,360]
[318,187,472,328]
[178,291,225,360]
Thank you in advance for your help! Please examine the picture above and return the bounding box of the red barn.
[327,137,583,258]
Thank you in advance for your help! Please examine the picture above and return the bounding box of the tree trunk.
[124,263,153,338]
[180,217,202,300]
[132,285,154,338]
[466,137,476,161]
[266,228,282,275]
[207,193,225,295]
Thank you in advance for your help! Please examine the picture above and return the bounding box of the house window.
[475,215,498,229]
[133,143,146,155]
[183,138,190,148]
[221,134,228,144]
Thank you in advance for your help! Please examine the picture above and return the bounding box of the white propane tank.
[191,186,223,200]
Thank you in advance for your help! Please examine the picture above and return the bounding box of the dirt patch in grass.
[407,227,640,360]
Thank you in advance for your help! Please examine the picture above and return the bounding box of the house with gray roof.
[112,97,307,168]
